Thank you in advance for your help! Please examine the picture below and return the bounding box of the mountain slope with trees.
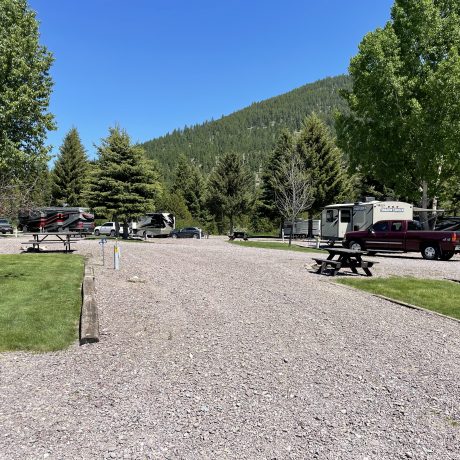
[142,75,351,181]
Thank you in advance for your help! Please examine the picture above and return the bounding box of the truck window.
[340,210,351,223]
[391,221,403,231]
[407,220,422,231]
[326,210,335,222]
[373,221,389,232]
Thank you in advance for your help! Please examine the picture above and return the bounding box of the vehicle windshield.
[0,219,9,224]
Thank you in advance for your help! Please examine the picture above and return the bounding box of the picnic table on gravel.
[21,232,81,253]
[312,247,378,276]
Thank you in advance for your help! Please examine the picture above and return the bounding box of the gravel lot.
[0,236,459,460]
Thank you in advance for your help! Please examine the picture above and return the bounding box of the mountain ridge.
[142,74,351,181]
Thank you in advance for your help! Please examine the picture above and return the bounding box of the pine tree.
[87,126,162,238]
[171,154,204,219]
[51,128,88,206]
[207,152,254,234]
[297,113,350,215]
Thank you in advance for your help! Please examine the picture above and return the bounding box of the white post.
[114,242,120,270]
[281,229,285,243]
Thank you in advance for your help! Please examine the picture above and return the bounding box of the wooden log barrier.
[80,265,100,345]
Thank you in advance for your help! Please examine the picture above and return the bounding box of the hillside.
[142,75,351,181]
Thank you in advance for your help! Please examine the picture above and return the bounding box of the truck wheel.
[421,244,439,260]
[349,240,363,251]
[440,251,455,261]
[110,230,116,237]
[94,229,100,236]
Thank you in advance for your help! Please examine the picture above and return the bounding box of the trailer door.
[321,208,339,239]
[338,209,353,238]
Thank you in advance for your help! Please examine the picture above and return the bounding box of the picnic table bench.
[21,232,80,253]
[312,247,378,276]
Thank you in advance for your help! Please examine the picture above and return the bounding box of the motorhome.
[132,212,175,237]
[321,200,413,242]
[18,207,95,233]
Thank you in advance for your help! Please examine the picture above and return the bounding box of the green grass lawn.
[336,276,460,320]
[0,254,84,352]
[228,240,324,253]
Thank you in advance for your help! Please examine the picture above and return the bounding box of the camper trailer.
[283,219,321,238]
[321,200,413,242]
[18,207,95,233]
[132,212,175,238]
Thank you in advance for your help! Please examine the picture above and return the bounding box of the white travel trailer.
[132,212,175,238]
[282,219,321,238]
[321,200,413,242]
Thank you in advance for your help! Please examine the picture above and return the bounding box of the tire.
[171,234,178,239]
[421,244,439,260]
[94,229,100,236]
[349,240,363,251]
[110,230,116,237]
[440,251,455,261]
[193,234,199,239]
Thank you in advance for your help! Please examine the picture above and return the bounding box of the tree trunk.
[289,217,294,246]
[229,214,234,236]
[307,210,313,238]
[122,219,129,239]
[420,181,428,230]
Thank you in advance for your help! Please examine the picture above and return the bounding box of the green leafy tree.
[0,0,55,215]
[207,152,254,234]
[87,126,162,238]
[336,0,460,214]
[51,128,89,206]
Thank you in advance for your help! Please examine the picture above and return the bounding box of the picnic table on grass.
[21,232,80,253]
[312,247,378,276]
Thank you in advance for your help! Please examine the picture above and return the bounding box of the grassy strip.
[0,254,84,352]
[336,276,460,320]
[228,240,324,253]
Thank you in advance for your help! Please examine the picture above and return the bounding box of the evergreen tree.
[51,128,88,206]
[207,152,254,234]
[171,154,204,219]
[0,0,55,215]
[87,126,162,238]
[297,113,350,215]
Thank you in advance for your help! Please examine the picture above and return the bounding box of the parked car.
[170,227,203,239]
[343,219,460,260]
[94,222,124,236]
[0,218,13,234]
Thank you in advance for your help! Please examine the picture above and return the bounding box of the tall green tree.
[207,152,254,234]
[0,0,55,216]
[51,128,88,206]
[171,154,205,219]
[336,0,460,213]
[87,126,162,238]
[297,114,350,215]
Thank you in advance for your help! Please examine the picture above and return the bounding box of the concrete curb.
[329,280,460,325]
[80,265,100,345]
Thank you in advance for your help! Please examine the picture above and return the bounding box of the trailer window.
[340,210,351,223]
[326,210,334,222]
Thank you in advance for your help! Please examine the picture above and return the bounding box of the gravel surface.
[0,236,460,459]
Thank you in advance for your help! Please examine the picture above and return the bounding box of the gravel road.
[0,236,459,459]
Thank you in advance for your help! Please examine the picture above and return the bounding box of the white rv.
[283,219,321,238]
[321,201,413,242]
[132,212,175,238]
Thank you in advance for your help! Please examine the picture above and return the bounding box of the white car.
[94,222,124,237]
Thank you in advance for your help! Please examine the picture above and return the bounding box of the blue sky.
[29,0,394,161]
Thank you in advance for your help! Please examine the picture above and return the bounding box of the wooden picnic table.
[312,247,378,276]
[21,232,81,253]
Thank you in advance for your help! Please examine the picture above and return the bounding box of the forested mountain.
[142,75,351,182]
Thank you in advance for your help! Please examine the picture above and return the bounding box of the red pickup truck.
[343,220,460,260]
